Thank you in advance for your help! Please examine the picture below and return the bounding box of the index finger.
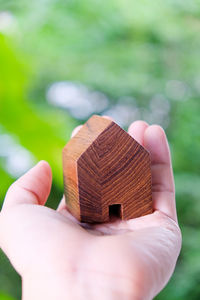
[144,125,177,222]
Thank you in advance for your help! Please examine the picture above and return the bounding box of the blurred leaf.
[0,293,16,300]
[0,250,21,299]
[0,34,77,188]
[0,167,13,205]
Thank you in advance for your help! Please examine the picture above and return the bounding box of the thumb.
[1,161,52,211]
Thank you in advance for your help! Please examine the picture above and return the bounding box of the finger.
[57,196,66,211]
[144,125,177,221]
[128,120,149,146]
[57,196,83,224]
[2,161,52,210]
[71,125,83,138]
[56,195,72,214]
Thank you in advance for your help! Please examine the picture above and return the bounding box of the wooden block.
[63,115,152,223]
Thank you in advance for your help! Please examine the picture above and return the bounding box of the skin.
[0,119,182,300]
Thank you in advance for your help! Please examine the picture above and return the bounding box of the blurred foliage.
[0,293,16,300]
[0,0,200,299]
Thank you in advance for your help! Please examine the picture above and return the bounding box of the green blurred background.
[0,0,200,299]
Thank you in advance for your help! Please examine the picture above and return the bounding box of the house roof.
[63,115,149,161]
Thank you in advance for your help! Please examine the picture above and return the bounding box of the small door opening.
[109,204,122,220]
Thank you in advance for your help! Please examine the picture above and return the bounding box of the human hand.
[0,120,182,300]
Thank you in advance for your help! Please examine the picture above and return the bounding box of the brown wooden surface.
[63,115,152,223]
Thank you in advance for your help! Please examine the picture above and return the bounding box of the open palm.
[0,120,181,300]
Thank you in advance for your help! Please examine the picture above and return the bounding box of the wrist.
[22,270,148,300]
[22,273,73,300]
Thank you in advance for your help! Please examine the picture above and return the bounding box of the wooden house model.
[63,115,152,223]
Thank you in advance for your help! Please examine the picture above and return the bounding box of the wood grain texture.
[63,115,152,223]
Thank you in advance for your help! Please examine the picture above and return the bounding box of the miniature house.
[63,115,152,223]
